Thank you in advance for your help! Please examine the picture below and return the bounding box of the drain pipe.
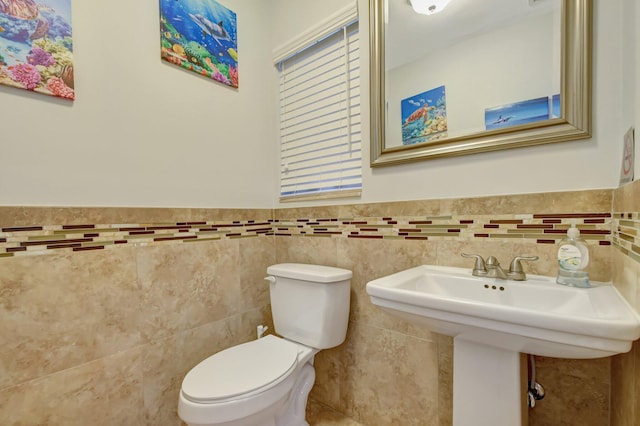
[528,354,545,408]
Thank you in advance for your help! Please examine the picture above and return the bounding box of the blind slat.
[282,127,362,149]
[282,143,363,167]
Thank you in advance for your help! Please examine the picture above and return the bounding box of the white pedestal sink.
[366,265,640,426]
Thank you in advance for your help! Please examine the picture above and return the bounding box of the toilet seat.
[181,335,300,404]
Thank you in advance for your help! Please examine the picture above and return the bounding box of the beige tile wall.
[0,209,275,426]
[2,187,640,426]
[276,189,615,426]
[611,179,640,426]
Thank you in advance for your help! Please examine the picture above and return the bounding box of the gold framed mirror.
[370,0,592,167]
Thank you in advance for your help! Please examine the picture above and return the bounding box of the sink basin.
[366,265,640,359]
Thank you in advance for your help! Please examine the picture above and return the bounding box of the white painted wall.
[0,0,278,208]
[622,0,640,181]
[275,0,635,207]
[1,0,636,209]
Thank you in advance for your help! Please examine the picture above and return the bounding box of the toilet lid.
[181,335,300,403]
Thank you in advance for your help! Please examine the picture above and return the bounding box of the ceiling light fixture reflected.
[409,0,452,15]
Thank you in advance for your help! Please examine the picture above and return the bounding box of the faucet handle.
[507,256,539,281]
[461,253,487,276]
[509,256,539,273]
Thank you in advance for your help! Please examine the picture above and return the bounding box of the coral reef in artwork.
[0,0,74,100]
[160,0,238,88]
[8,62,40,89]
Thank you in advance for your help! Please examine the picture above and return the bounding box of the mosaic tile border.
[0,212,615,258]
[0,220,273,258]
[273,213,612,244]
[612,212,640,263]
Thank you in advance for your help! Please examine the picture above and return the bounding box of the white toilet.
[178,263,352,426]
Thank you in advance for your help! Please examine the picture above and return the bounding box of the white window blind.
[277,19,361,201]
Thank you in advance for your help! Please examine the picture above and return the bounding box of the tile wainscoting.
[1,187,640,425]
[0,209,276,425]
[610,180,640,426]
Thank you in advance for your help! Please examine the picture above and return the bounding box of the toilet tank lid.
[267,263,352,282]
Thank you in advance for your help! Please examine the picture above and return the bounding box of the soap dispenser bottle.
[556,225,590,287]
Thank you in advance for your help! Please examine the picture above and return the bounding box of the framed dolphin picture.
[0,0,75,100]
[160,0,238,88]
[485,96,550,131]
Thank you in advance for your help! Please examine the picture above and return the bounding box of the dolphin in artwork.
[491,115,514,125]
[188,13,230,45]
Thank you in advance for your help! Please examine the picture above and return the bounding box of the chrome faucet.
[462,254,539,281]
[485,256,509,279]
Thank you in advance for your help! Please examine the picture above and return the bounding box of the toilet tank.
[266,263,352,349]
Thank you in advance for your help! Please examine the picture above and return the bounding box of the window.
[274,5,361,201]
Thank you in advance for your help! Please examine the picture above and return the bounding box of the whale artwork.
[0,0,74,100]
[160,0,238,88]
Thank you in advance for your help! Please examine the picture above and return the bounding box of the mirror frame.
[370,0,592,167]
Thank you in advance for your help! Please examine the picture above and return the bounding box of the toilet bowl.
[178,335,317,426]
[178,263,352,426]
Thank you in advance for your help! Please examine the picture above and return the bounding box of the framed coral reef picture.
[160,0,238,88]
[0,0,74,100]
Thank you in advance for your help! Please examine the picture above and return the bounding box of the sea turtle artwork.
[401,85,448,146]
[0,0,74,100]
[160,0,238,88]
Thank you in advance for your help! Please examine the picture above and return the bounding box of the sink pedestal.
[453,338,524,426]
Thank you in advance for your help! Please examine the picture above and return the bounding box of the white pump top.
[567,227,581,239]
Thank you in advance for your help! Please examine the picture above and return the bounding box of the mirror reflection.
[386,0,561,147]
[370,0,592,167]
